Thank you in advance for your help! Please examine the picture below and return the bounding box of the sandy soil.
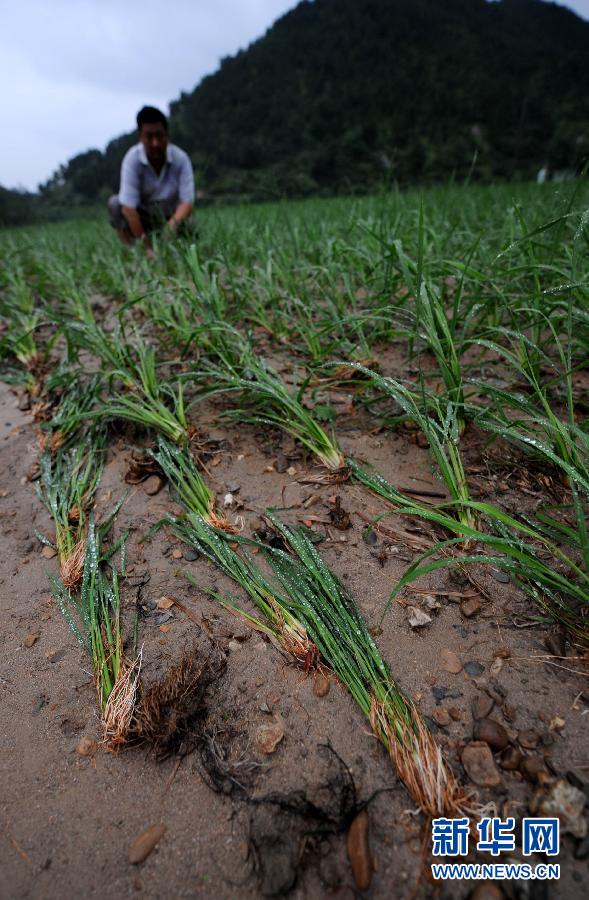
[1,373,587,899]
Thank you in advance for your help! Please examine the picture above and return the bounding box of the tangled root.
[370,696,480,820]
[102,652,142,752]
[131,650,226,759]
[206,500,238,534]
[299,464,351,485]
[38,430,64,453]
[60,539,86,589]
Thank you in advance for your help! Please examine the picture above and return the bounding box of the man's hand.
[166,201,193,238]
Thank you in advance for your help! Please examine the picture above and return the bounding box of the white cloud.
[2,0,588,190]
[1,0,297,190]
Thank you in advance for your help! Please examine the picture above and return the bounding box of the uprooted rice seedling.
[36,431,106,587]
[50,518,140,748]
[2,178,589,894]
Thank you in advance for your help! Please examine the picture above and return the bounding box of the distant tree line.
[3,0,588,224]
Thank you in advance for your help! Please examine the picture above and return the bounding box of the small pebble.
[184,548,199,561]
[24,630,40,648]
[518,729,540,750]
[347,810,373,891]
[143,475,165,496]
[431,708,451,727]
[313,672,330,698]
[440,649,463,674]
[520,755,550,784]
[128,824,167,865]
[473,718,510,752]
[77,735,98,757]
[256,720,284,754]
[460,597,481,618]
[464,660,484,677]
[489,656,504,676]
[157,596,175,610]
[461,741,501,787]
[499,746,523,771]
[171,548,183,560]
[534,779,587,837]
[274,454,288,473]
[491,569,510,583]
[472,694,495,720]
[407,606,432,628]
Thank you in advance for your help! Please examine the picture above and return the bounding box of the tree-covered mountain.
[34,0,589,204]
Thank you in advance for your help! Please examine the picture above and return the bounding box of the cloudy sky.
[2,0,589,191]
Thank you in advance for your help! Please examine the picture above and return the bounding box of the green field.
[1,179,588,825]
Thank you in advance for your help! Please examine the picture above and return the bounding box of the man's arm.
[166,201,193,233]
[119,149,153,255]
[166,151,195,234]
[121,207,153,256]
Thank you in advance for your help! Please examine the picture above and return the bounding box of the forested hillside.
[14,0,589,209]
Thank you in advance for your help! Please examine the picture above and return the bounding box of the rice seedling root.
[60,537,86,589]
[102,650,143,752]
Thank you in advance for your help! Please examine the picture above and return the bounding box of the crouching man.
[108,105,194,258]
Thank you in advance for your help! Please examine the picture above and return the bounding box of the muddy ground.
[0,365,587,899]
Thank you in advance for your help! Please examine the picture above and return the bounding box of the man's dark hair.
[137,106,168,131]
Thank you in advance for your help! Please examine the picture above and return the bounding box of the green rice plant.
[469,311,589,496]
[387,500,589,639]
[0,264,41,370]
[182,243,227,322]
[38,370,103,452]
[50,519,139,748]
[189,331,345,471]
[36,432,105,587]
[346,456,416,508]
[260,511,476,818]
[342,364,477,531]
[62,323,190,444]
[149,437,234,531]
[171,506,475,818]
[170,513,312,661]
[99,373,188,445]
[413,282,467,431]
